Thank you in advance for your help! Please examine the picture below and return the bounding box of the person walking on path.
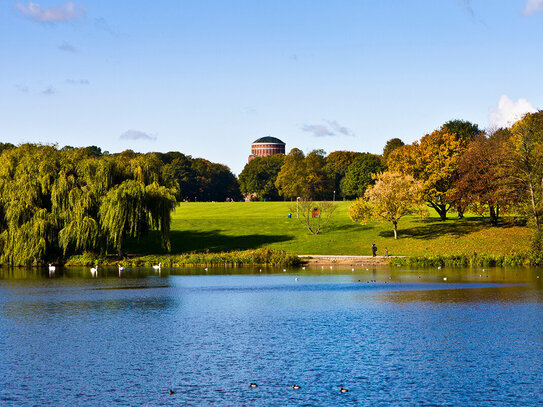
[372,243,377,257]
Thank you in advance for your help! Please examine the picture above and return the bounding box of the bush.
[530,230,543,266]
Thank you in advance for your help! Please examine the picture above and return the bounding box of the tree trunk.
[489,205,498,226]
[528,172,540,228]
[457,206,464,219]
[117,234,124,258]
[393,221,398,239]
[429,201,448,220]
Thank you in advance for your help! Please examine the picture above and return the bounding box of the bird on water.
[48,264,56,272]
[292,385,300,390]
[169,389,175,395]
[340,387,349,393]
[250,383,258,388]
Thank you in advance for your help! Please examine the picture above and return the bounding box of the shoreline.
[299,254,396,266]
[1,251,533,268]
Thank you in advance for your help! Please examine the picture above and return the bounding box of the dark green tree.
[238,154,285,200]
[441,119,482,143]
[340,153,385,199]
[191,159,241,201]
[382,138,404,164]
[324,151,362,198]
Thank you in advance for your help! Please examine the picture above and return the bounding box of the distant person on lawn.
[372,243,377,257]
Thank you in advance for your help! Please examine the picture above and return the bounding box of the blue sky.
[1,0,542,174]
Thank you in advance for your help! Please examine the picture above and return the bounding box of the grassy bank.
[124,201,532,259]
[66,248,301,268]
[390,253,530,268]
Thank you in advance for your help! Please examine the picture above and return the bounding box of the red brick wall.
[251,144,285,156]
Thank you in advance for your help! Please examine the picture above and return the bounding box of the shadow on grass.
[124,230,294,254]
[330,223,372,232]
[379,216,524,240]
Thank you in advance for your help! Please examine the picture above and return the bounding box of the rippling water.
[1,266,543,406]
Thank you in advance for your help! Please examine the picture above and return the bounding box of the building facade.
[248,136,286,162]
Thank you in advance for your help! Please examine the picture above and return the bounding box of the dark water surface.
[1,266,543,406]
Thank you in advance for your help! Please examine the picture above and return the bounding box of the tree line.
[240,113,543,233]
[0,144,241,265]
[239,148,388,201]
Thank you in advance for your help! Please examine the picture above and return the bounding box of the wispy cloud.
[489,94,537,128]
[458,0,475,18]
[16,1,86,22]
[66,78,89,85]
[325,120,355,137]
[58,41,77,53]
[15,84,29,93]
[120,130,157,141]
[301,124,334,137]
[94,17,116,35]
[42,86,57,95]
[525,0,543,14]
[301,120,355,137]
[457,0,486,24]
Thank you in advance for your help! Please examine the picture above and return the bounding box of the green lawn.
[126,201,533,257]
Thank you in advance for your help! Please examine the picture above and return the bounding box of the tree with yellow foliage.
[349,172,426,239]
[506,111,543,228]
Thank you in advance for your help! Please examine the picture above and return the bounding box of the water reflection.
[1,266,543,406]
[378,284,543,304]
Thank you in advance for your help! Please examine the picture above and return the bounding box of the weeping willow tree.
[0,145,61,265]
[99,180,177,257]
[0,144,178,265]
[53,152,102,255]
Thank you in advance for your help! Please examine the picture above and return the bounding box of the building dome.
[252,136,285,145]
[249,136,286,162]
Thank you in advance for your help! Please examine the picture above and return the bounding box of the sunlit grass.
[128,201,532,256]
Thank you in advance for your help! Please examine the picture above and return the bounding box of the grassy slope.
[126,202,533,257]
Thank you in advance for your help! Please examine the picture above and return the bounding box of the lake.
[1,266,542,406]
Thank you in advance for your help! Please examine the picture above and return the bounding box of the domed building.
[248,136,286,162]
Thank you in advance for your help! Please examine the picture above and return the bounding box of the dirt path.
[298,254,402,266]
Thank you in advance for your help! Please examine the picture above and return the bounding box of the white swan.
[90,265,98,277]
[153,263,162,271]
[48,263,56,272]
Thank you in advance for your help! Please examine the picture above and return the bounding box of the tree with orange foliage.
[388,129,465,220]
